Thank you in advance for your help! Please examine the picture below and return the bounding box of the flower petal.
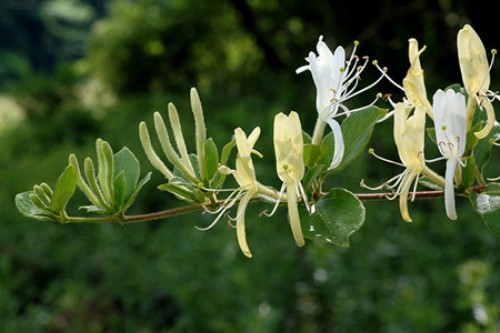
[236,192,253,258]
[474,99,496,139]
[458,24,490,95]
[444,158,459,220]
[287,182,305,247]
[326,118,344,170]
[398,170,418,222]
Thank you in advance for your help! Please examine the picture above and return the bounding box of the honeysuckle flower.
[296,36,382,169]
[364,37,448,221]
[363,96,444,222]
[391,103,427,222]
[374,38,433,118]
[402,39,433,117]
[198,127,264,258]
[273,111,308,247]
[458,24,498,138]
[231,127,262,258]
[432,89,467,220]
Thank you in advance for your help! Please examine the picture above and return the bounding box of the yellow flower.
[392,103,427,222]
[402,39,433,118]
[273,111,307,246]
[231,127,262,258]
[458,24,497,138]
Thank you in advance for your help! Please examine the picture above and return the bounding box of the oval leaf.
[470,183,500,237]
[203,138,219,183]
[114,147,140,200]
[300,188,365,246]
[332,106,388,173]
[16,191,55,221]
[49,165,77,213]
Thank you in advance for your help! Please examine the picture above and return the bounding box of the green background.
[0,0,499,331]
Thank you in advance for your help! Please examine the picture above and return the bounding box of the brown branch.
[63,185,487,224]
[355,185,486,201]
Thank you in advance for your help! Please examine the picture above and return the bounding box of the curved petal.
[474,99,496,139]
[236,192,253,258]
[458,24,490,95]
[326,118,345,170]
[287,182,305,247]
[398,170,417,222]
[444,158,459,220]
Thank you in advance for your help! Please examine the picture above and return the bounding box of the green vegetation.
[1,0,499,331]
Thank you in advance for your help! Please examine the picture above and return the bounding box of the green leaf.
[113,171,127,207]
[461,156,477,189]
[114,147,140,200]
[426,127,437,144]
[302,164,324,193]
[300,188,365,246]
[220,137,236,167]
[302,130,312,144]
[158,183,198,202]
[15,191,55,221]
[319,132,334,167]
[49,165,78,213]
[122,172,152,212]
[333,106,388,172]
[470,183,500,237]
[203,138,219,183]
[304,143,321,167]
[471,185,500,232]
[473,123,499,171]
[97,139,114,201]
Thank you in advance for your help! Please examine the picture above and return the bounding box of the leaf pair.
[16,165,77,222]
[69,139,151,216]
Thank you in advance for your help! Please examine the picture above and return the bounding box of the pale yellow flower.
[402,39,433,118]
[273,111,307,247]
[458,24,497,138]
[392,103,427,222]
[231,127,262,258]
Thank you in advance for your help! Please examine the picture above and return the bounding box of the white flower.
[432,89,467,220]
[297,36,381,169]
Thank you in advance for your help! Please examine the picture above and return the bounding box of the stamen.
[369,148,405,167]
[372,60,405,91]
[261,183,287,217]
[410,173,420,201]
[359,178,399,199]
[335,92,382,118]
[342,58,382,102]
[195,188,244,230]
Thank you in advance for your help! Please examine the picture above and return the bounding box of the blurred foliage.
[0,0,499,331]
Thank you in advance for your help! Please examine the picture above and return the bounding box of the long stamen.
[369,148,405,167]
[261,183,287,217]
[346,41,360,67]
[410,173,420,201]
[372,60,405,91]
[342,70,386,103]
[202,188,242,215]
[335,93,383,118]
[195,189,244,230]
